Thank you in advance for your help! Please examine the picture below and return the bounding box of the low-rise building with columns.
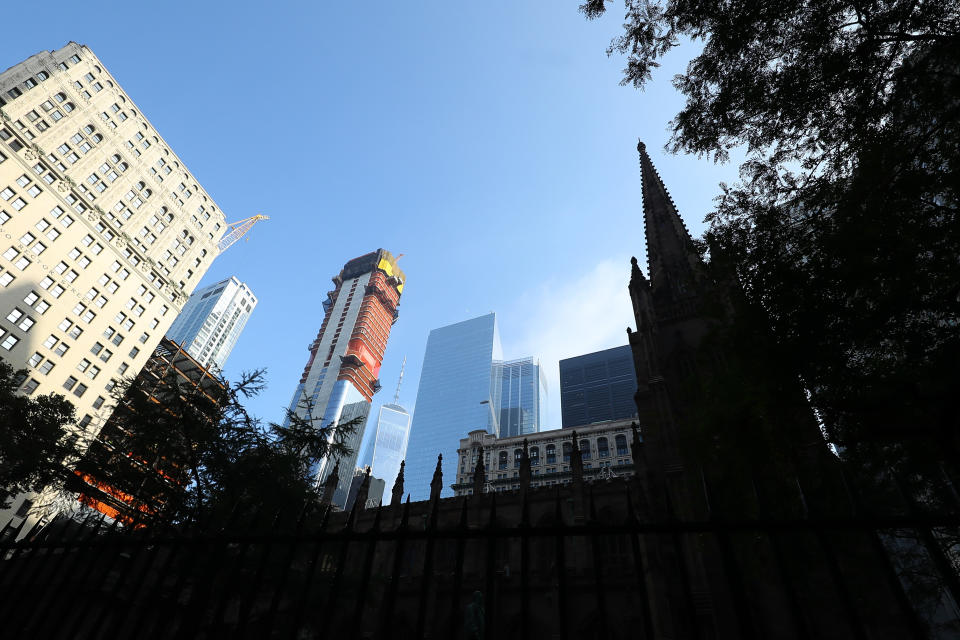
[452,417,636,496]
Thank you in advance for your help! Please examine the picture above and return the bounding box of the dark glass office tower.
[559,345,638,428]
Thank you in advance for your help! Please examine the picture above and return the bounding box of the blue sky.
[3,2,740,430]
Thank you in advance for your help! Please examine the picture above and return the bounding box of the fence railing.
[2,477,960,639]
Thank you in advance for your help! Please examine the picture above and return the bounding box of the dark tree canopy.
[0,360,77,510]
[583,1,960,474]
[73,368,358,527]
[583,0,959,158]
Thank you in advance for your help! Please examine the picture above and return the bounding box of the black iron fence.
[2,479,960,639]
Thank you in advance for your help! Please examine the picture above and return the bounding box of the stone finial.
[391,460,405,507]
[519,438,532,495]
[569,432,587,524]
[321,460,340,506]
[429,453,443,502]
[354,466,372,511]
[630,422,645,471]
[570,431,584,486]
[472,446,486,496]
[637,139,646,153]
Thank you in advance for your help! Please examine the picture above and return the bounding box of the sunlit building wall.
[0,43,226,521]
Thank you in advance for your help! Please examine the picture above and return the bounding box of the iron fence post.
[351,502,383,634]
[376,495,410,639]
[289,505,332,637]
[625,487,656,639]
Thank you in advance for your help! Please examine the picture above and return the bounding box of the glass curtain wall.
[405,313,502,500]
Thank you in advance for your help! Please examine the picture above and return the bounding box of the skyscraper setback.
[285,249,404,506]
[165,276,256,372]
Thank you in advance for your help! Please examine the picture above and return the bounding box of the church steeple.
[628,141,718,475]
[637,141,703,302]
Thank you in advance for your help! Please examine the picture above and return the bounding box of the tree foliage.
[584,1,960,473]
[73,366,358,527]
[0,360,77,510]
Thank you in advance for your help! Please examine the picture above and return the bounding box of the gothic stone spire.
[472,446,486,496]
[321,460,340,506]
[354,466,372,511]
[637,140,704,303]
[519,438,531,495]
[429,453,443,502]
[391,460,405,507]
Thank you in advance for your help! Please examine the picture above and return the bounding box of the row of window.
[3,81,214,258]
[55,96,219,236]
[45,150,201,297]
[2,76,211,299]
[5,374,95,430]
[4,163,193,303]
[462,470,637,494]
[469,435,632,472]
[53,124,104,171]
[3,66,56,101]
[10,90,78,141]
[1,183,29,212]
[2,241,164,372]
[3,124,217,283]
[5,54,109,139]
[19,309,137,398]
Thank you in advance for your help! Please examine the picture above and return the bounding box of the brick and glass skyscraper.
[285,249,404,506]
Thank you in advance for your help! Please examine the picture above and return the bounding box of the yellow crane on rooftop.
[217,215,269,253]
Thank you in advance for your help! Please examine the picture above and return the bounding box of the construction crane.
[217,215,269,253]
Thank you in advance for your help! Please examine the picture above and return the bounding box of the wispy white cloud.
[502,259,635,430]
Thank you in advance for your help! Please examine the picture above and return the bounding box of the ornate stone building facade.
[453,418,636,496]
[0,43,227,520]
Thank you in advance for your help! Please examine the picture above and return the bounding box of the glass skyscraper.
[165,276,257,373]
[491,357,548,438]
[405,313,503,501]
[559,345,638,428]
[357,403,411,489]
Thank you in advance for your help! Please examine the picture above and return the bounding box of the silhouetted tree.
[73,368,359,527]
[0,359,77,510]
[583,0,960,481]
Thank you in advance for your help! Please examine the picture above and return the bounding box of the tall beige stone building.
[0,43,226,516]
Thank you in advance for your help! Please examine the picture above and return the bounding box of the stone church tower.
[626,141,918,639]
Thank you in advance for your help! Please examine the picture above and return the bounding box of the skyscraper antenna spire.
[393,356,406,404]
